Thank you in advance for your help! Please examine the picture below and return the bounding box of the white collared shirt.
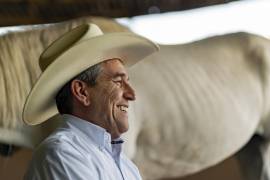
[24,114,142,180]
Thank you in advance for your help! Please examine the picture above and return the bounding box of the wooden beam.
[0,0,240,26]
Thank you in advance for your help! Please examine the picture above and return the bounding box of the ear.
[70,80,91,106]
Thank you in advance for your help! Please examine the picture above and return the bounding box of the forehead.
[101,59,128,77]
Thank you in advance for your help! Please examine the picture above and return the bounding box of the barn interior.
[0,0,266,180]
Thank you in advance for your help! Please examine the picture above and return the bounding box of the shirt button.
[105,134,110,143]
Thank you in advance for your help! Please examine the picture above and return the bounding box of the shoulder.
[29,125,90,168]
[30,129,81,167]
[24,129,98,179]
[40,127,79,153]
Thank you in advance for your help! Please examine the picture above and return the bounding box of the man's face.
[87,59,135,139]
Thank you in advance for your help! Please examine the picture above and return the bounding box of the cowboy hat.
[23,23,159,125]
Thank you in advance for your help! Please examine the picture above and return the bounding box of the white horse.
[1,18,270,180]
[127,32,270,180]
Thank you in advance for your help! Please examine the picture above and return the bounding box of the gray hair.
[55,63,102,114]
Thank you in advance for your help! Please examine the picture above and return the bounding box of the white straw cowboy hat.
[23,23,159,125]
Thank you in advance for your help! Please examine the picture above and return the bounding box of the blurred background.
[0,0,267,179]
[0,0,269,44]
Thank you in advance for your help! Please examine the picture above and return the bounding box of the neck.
[69,112,121,139]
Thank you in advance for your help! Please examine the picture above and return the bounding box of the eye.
[112,78,123,87]
[115,81,122,86]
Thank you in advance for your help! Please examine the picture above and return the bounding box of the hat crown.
[39,23,103,72]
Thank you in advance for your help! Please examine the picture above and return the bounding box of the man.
[23,23,159,179]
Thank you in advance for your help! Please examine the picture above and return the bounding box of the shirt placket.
[112,143,125,180]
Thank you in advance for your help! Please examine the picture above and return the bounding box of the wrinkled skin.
[72,59,136,139]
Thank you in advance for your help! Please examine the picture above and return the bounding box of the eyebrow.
[113,72,130,81]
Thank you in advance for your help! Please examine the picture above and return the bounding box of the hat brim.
[23,32,159,125]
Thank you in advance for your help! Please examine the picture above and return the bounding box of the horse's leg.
[236,134,270,180]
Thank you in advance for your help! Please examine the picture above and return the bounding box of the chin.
[119,125,129,133]
[118,123,129,134]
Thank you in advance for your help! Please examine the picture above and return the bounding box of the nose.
[123,81,136,101]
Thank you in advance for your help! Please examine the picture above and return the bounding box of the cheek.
[97,84,120,105]
[107,87,121,104]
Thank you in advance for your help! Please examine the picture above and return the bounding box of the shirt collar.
[62,114,112,151]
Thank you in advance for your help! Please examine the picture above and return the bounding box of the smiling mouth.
[117,105,128,112]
